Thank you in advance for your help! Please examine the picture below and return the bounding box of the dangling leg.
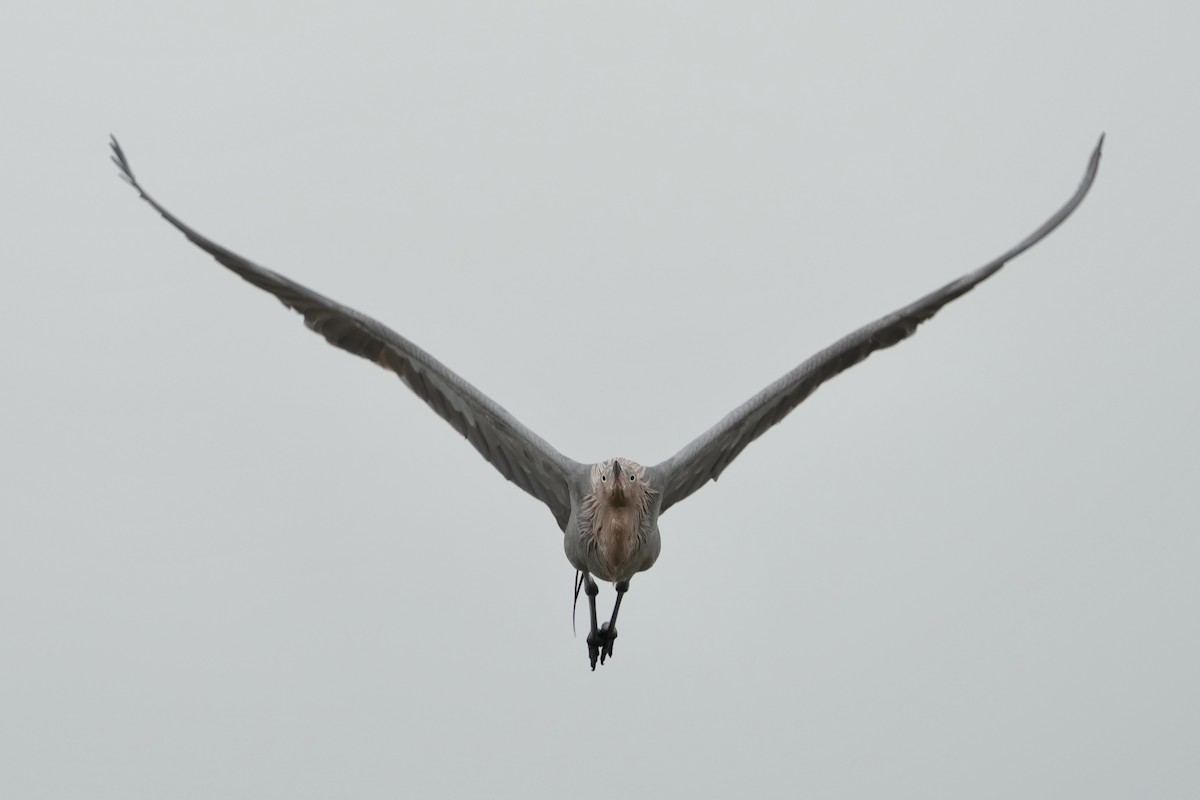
[599,580,629,665]
[582,573,602,670]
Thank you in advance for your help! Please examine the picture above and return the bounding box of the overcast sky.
[3,2,1197,798]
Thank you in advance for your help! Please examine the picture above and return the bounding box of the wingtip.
[1086,133,1105,179]
[109,134,137,186]
[1072,134,1104,193]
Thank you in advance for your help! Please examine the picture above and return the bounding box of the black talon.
[599,622,618,664]
[586,631,601,670]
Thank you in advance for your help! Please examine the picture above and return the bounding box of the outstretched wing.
[111,137,582,530]
[654,136,1104,514]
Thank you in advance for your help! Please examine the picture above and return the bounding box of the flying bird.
[111,135,1103,670]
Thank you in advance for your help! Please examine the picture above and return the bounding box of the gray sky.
[3,2,1197,797]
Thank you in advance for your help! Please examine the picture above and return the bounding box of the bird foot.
[586,632,600,670]
[585,624,618,670]
[600,622,617,665]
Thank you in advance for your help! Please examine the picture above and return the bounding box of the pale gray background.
[2,2,1197,798]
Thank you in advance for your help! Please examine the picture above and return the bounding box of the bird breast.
[589,502,640,580]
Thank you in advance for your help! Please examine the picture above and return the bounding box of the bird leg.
[599,580,629,666]
[583,573,602,670]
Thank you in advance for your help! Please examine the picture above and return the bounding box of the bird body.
[111,134,1103,670]
[566,459,661,583]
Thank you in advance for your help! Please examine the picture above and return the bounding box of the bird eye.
[629,475,635,481]
[601,475,607,482]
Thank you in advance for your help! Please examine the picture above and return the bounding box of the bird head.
[592,457,649,507]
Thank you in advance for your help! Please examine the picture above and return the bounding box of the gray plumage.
[111,134,1103,669]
